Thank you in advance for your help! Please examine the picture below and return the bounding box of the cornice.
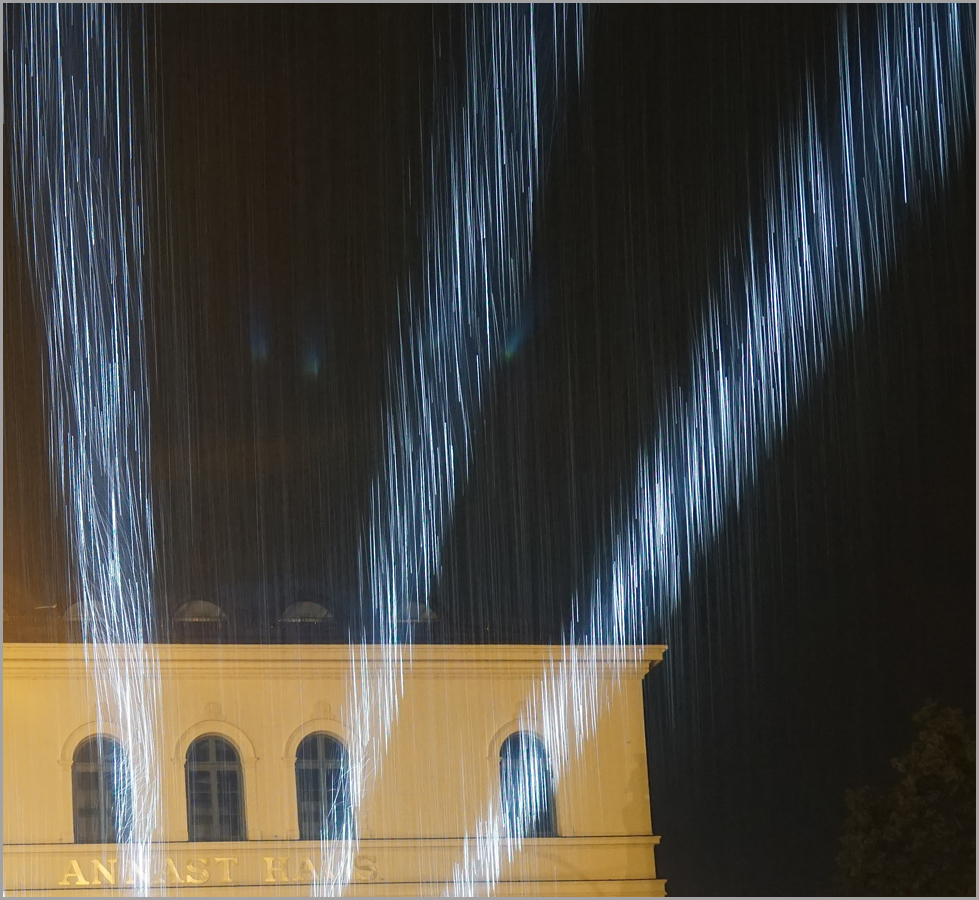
[2,642,666,680]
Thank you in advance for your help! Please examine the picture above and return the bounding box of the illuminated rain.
[6,5,163,889]
[341,7,583,893]
[3,3,974,897]
[450,7,973,892]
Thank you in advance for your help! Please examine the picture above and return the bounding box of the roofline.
[3,642,667,677]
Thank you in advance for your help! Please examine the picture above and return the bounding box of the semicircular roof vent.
[173,600,227,623]
[398,602,438,624]
[280,601,332,623]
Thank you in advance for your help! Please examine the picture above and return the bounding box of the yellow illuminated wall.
[3,643,666,896]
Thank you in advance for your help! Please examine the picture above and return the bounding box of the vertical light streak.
[450,5,974,893]
[6,5,162,891]
[325,6,585,895]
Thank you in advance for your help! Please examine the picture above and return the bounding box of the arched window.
[295,733,353,840]
[72,736,132,844]
[185,735,245,841]
[500,732,556,838]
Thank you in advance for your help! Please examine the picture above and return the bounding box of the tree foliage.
[837,703,975,896]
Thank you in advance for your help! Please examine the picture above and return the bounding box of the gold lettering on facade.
[354,854,378,883]
[126,860,150,886]
[297,857,318,881]
[58,859,90,887]
[57,852,375,889]
[184,858,210,884]
[164,858,185,884]
[211,856,239,883]
[263,856,291,883]
[91,858,117,886]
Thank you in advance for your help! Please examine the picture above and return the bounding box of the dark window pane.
[215,770,240,806]
[74,736,117,765]
[187,740,211,763]
[213,740,238,763]
[191,813,213,842]
[295,734,353,840]
[297,768,321,803]
[76,771,100,791]
[115,810,133,843]
[297,737,319,761]
[100,744,123,767]
[298,813,318,841]
[73,737,131,844]
[218,814,239,841]
[186,736,244,841]
[500,733,556,838]
[74,742,98,764]
[189,772,211,801]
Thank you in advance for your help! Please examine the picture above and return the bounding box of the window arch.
[500,732,556,838]
[295,732,353,840]
[72,736,132,844]
[185,735,245,841]
[280,601,332,624]
[173,600,227,623]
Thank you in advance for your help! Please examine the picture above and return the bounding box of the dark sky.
[4,5,975,895]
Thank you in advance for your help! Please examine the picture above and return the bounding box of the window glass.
[185,736,245,841]
[295,733,353,840]
[500,732,557,838]
[72,736,133,844]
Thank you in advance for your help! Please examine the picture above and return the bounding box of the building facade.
[3,643,666,896]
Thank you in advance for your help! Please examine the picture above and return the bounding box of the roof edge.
[2,641,667,668]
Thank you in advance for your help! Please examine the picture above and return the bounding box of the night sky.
[4,5,975,896]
